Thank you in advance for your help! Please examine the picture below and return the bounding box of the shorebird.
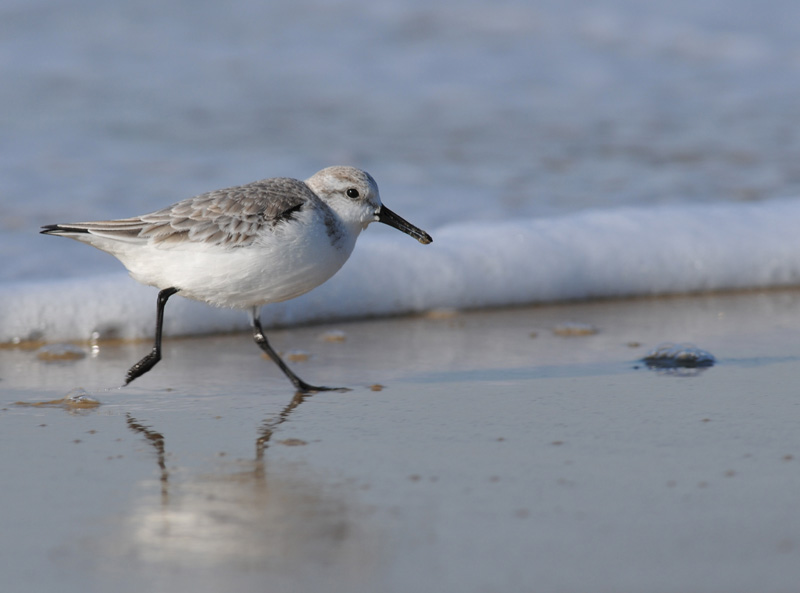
[42,166,432,392]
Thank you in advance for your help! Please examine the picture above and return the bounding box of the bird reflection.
[117,391,372,575]
[125,390,310,504]
[126,414,169,503]
[255,391,307,463]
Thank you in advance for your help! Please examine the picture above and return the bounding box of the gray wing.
[43,178,318,248]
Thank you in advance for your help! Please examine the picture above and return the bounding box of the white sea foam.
[3,198,800,343]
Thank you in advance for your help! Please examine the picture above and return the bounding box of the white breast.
[115,205,361,309]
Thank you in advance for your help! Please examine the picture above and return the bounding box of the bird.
[41,166,432,393]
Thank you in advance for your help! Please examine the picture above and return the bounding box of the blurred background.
[3,0,800,281]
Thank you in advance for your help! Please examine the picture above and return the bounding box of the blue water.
[3,0,800,341]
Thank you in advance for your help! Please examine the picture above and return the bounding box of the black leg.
[249,307,340,393]
[125,287,179,385]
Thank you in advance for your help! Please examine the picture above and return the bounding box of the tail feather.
[41,220,146,243]
[40,224,90,235]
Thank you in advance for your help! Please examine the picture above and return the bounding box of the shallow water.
[3,292,800,592]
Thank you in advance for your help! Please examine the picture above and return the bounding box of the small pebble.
[286,350,310,362]
[424,308,460,320]
[643,343,715,368]
[36,343,86,362]
[552,322,598,336]
[278,438,308,446]
[320,330,347,342]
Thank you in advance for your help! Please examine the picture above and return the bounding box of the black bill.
[376,205,433,245]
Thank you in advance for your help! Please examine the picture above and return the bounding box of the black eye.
[346,188,360,199]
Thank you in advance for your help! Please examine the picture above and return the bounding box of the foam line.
[3,198,800,343]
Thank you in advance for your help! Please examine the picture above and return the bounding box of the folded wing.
[41,178,317,249]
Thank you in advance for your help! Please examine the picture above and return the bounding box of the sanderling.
[41,166,432,393]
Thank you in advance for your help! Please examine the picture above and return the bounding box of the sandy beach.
[2,290,800,593]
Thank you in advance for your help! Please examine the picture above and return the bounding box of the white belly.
[115,214,360,309]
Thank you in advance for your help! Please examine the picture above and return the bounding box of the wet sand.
[3,291,800,593]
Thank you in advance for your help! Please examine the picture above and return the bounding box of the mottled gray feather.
[55,178,320,248]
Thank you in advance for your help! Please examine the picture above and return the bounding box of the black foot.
[125,348,160,386]
[292,380,350,394]
[250,306,352,394]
